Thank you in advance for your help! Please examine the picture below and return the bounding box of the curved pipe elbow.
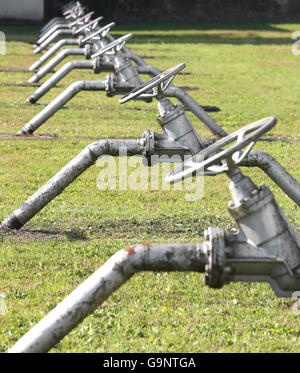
[165,86,227,138]
[34,30,73,54]
[7,242,205,352]
[0,138,145,230]
[28,61,94,104]
[28,48,86,83]
[136,64,160,77]
[37,25,71,45]
[18,80,101,135]
[29,39,79,71]
[241,150,300,206]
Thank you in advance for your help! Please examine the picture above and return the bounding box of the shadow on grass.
[114,33,293,46]
[0,227,88,241]
[0,21,295,46]
[0,215,234,242]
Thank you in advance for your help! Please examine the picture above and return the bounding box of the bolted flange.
[204,227,230,289]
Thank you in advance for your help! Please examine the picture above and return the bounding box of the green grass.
[0,21,300,353]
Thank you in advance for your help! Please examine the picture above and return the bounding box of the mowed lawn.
[0,21,299,352]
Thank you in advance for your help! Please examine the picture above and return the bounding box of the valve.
[74,16,103,35]
[165,117,276,183]
[166,117,300,297]
[120,63,205,154]
[80,22,115,45]
[91,33,133,59]
[91,33,144,88]
[69,11,94,28]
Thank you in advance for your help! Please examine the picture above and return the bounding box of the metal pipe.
[74,16,103,36]
[38,18,66,35]
[106,34,146,68]
[34,30,75,54]
[36,19,69,40]
[69,11,94,28]
[124,48,149,67]
[28,60,116,104]
[241,150,300,206]
[7,242,206,353]
[27,60,94,103]
[134,64,226,137]
[62,3,80,17]
[40,11,98,43]
[28,48,86,83]
[165,86,227,138]
[37,24,74,45]
[30,21,115,72]
[36,22,69,41]
[0,139,145,231]
[17,80,106,135]
[29,39,80,71]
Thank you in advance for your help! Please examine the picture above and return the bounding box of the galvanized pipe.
[0,139,145,231]
[35,8,78,42]
[69,11,95,28]
[38,18,66,35]
[35,14,102,53]
[37,22,68,41]
[36,19,69,40]
[34,30,75,54]
[124,48,149,68]
[29,39,79,71]
[28,60,116,104]
[30,22,115,72]
[74,16,103,36]
[37,10,94,44]
[28,48,87,83]
[241,150,300,206]
[37,25,72,45]
[17,80,107,135]
[165,86,227,138]
[62,2,83,18]
[131,64,225,137]
[7,242,206,353]
[27,60,95,103]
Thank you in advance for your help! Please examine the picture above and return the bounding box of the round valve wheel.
[91,33,133,59]
[119,63,186,104]
[165,117,277,183]
[82,22,115,43]
[74,16,103,35]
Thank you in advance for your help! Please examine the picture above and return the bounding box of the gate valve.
[165,118,300,296]
[165,117,276,183]
[69,11,95,28]
[74,16,103,35]
[120,63,206,154]
[80,22,115,46]
[91,33,133,60]
[104,74,136,98]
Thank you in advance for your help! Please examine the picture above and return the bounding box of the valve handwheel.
[165,117,277,183]
[82,22,115,44]
[74,16,103,35]
[119,63,186,104]
[91,33,133,59]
